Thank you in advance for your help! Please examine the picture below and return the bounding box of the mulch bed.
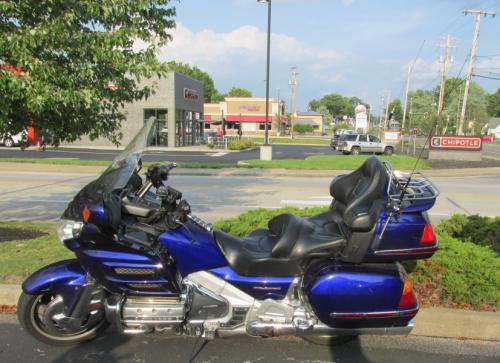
[0,227,47,243]
[0,305,16,314]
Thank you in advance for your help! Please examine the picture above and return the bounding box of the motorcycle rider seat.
[214,213,346,276]
[214,157,389,275]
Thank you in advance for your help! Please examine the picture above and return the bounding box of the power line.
[473,74,500,80]
[476,54,500,57]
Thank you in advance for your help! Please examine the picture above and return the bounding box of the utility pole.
[458,9,496,135]
[289,66,298,139]
[401,65,412,130]
[437,34,455,116]
[401,65,413,151]
[384,90,391,130]
[378,95,385,139]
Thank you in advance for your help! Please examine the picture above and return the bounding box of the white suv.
[0,132,25,147]
[337,134,395,155]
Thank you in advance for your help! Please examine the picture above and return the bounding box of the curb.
[0,284,498,341]
[1,162,500,178]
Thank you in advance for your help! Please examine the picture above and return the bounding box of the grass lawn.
[243,154,430,170]
[0,221,72,284]
[249,137,330,145]
[0,155,428,170]
[0,157,240,169]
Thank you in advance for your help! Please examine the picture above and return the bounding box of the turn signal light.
[420,224,436,244]
[398,277,417,308]
[82,207,91,222]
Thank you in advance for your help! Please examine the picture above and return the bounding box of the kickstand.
[188,338,210,363]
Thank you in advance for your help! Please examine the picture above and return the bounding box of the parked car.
[330,129,356,150]
[337,134,395,155]
[0,132,24,147]
[482,135,495,142]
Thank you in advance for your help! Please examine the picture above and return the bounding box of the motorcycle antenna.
[398,78,467,205]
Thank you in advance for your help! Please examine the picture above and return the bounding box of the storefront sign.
[183,88,199,101]
[430,136,482,151]
[239,105,261,112]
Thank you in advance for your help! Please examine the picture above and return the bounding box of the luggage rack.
[382,162,440,211]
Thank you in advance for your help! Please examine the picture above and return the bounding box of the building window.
[144,109,168,146]
[259,122,271,130]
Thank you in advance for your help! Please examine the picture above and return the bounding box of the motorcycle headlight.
[57,219,84,242]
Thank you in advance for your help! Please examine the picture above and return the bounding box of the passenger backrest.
[329,157,388,232]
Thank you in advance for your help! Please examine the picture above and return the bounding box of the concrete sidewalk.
[0,284,498,341]
[2,162,500,178]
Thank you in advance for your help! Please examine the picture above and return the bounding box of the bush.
[228,139,255,151]
[437,214,500,253]
[410,232,499,310]
[294,123,314,134]
[214,206,327,237]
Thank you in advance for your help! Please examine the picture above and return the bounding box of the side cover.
[304,261,418,329]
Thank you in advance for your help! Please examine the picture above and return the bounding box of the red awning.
[225,115,272,123]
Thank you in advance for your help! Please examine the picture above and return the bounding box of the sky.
[156,0,500,114]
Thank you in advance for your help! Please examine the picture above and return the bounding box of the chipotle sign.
[430,136,482,151]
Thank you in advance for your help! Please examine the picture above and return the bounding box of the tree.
[226,86,252,97]
[210,86,253,102]
[487,89,500,117]
[309,93,368,119]
[0,0,176,146]
[387,99,403,122]
[166,61,217,102]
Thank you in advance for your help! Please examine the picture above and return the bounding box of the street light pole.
[258,0,272,160]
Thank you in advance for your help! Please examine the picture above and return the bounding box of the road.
[0,315,498,363]
[0,171,499,222]
[0,144,332,164]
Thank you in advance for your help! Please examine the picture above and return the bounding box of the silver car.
[337,134,395,155]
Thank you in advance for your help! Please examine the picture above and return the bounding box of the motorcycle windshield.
[92,117,155,193]
[61,118,156,221]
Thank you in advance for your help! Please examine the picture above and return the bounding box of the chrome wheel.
[3,138,14,147]
[18,292,109,345]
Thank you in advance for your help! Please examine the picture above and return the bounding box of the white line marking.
[211,152,229,157]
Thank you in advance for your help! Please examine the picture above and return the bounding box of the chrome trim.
[247,320,414,337]
[329,307,419,319]
[374,244,438,255]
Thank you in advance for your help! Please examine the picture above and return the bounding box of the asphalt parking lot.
[0,144,333,164]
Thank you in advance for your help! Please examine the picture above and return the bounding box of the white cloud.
[136,22,348,94]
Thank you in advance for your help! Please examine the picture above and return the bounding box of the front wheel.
[384,146,394,156]
[3,138,14,147]
[350,146,361,155]
[17,292,109,346]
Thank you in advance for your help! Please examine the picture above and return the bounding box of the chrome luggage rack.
[382,162,440,206]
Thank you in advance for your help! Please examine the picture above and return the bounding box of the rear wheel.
[3,138,14,147]
[17,292,109,346]
[384,146,394,156]
[350,146,361,155]
[302,335,357,346]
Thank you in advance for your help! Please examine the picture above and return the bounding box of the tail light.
[420,224,436,245]
[398,277,417,308]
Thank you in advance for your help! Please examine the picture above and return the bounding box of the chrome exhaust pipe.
[247,320,414,338]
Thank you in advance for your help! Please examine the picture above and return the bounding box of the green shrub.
[411,232,499,309]
[214,206,328,237]
[437,214,500,253]
[294,123,314,134]
[228,139,255,151]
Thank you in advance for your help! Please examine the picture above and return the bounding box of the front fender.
[22,259,87,312]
